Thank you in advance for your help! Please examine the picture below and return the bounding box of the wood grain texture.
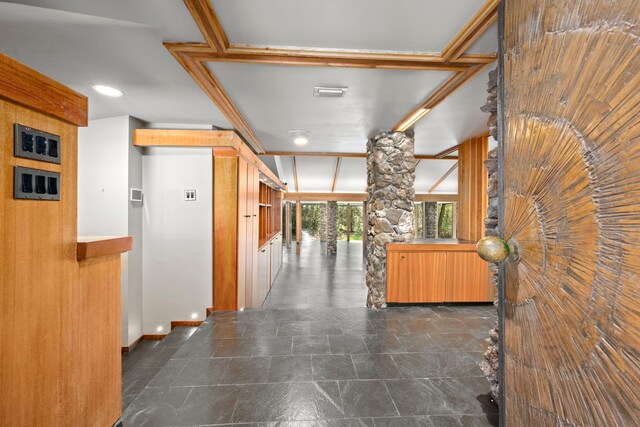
[76,236,132,261]
[284,192,458,202]
[262,151,458,160]
[183,0,228,52]
[502,0,640,424]
[441,0,500,61]
[0,52,87,126]
[428,162,458,193]
[444,252,493,301]
[213,156,238,311]
[170,320,204,330]
[237,158,248,310]
[457,135,488,241]
[386,252,446,303]
[0,96,120,425]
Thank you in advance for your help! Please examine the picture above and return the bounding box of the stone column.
[365,130,416,308]
[326,201,337,254]
[479,67,500,402]
[425,202,438,238]
[320,203,327,241]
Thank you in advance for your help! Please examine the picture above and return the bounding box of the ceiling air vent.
[313,86,348,97]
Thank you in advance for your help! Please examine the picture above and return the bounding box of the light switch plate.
[185,189,196,201]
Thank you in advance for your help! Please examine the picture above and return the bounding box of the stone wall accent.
[320,203,327,241]
[365,130,416,308]
[326,201,337,254]
[479,67,500,402]
[425,202,438,238]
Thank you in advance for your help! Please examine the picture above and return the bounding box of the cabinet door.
[257,246,270,306]
[386,252,446,303]
[237,158,248,310]
[445,252,493,302]
[249,166,259,304]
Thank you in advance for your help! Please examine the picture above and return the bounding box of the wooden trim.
[206,306,215,316]
[164,45,265,153]
[134,129,285,189]
[292,156,299,192]
[76,236,133,261]
[142,334,166,341]
[170,320,204,330]
[0,52,88,126]
[183,0,229,52]
[386,240,478,252]
[284,192,458,203]
[331,158,341,192]
[415,193,458,202]
[434,144,462,159]
[121,335,144,353]
[441,0,500,61]
[263,151,457,160]
[429,162,458,193]
[393,63,492,131]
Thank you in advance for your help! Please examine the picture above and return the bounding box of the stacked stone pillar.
[365,130,416,308]
[320,203,327,241]
[326,201,337,254]
[425,202,438,238]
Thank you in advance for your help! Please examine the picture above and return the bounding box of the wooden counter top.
[259,231,281,250]
[77,236,133,261]
[386,238,478,252]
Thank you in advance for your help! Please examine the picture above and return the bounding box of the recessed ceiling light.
[288,130,310,146]
[92,84,124,97]
[313,86,348,97]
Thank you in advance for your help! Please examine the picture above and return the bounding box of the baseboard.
[206,306,215,316]
[170,320,203,330]
[121,335,144,353]
[142,334,167,340]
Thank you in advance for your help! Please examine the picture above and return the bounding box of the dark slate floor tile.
[329,335,369,355]
[351,354,401,380]
[252,337,294,356]
[427,319,468,334]
[172,358,230,386]
[428,414,499,427]
[391,352,482,379]
[122,386,191,427]
[135,346,179,367]
[373,416,433,426]
[396,335,440,353]
[232,383,290,423]
[339,320,377,335]
[174,385,242,425]
[312,355,357,381]
[288,381,344,421]
[171,338,218,359]
[192,322,247,339]
[277,321,311,336]
[385,379,453,416]
[122,366,160,397]
[401,319,434,335]
[242,322,280,338]
[265,309,300,321]
[347,308,383,320]
[367,319,409,336]
[428,377,498,416]
[147,359,189,387]
[310,320,343,336]
[213,339,255,357]
[293,336,330,355]
[267,355,312,383]
[122,341,158,373]
[155,327,198,348]
[427,332,486,352]
[339,380,398,418]
[362,335,404,354]
[220,357,271,384]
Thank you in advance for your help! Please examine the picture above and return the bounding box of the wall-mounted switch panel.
[14,166,60,201]
[185,189,196,201]
[14,124,61,164]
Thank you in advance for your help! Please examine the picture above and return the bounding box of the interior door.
[236,158,248,310]
[501,0,640,425]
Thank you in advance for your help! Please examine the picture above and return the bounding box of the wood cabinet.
[386,239,493,303]
[213,151,284,311]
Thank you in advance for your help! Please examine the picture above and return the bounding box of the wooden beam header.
[262,151,458,160]
[0,52,88,126]
[285,192,458,203]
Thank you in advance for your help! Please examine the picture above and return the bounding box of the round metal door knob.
[476,236,521,263]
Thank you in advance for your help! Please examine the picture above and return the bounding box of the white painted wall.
[142,147,212,335]
[78,115,145,347]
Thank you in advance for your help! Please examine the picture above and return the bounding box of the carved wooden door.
[500,0,640,425]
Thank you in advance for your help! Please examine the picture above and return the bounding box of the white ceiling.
[212,0,489,53]
[0,1,231,125]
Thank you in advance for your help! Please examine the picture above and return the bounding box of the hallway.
[121,234,498,426]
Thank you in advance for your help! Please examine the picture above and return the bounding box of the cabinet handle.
[244,215,250,218]
[261,249,266,253]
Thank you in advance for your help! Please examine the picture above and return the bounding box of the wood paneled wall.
[457,135,488,241]
[0,55,121,427]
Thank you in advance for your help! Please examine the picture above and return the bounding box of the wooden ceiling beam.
[292,156,299,192]
[183,0,229,52]
[165,45,265,154]
[434,144,462,159]
[262,151,457,160]
[428,162,458,193]
[331,158,342,192]
[284,192,458,202]
[441,0,500,62]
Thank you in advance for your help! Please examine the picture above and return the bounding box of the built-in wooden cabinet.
[386,239,493,303]
[213,151,284,311]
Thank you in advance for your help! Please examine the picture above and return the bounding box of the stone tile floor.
[122,236,498,426]
[121,306,498,426]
